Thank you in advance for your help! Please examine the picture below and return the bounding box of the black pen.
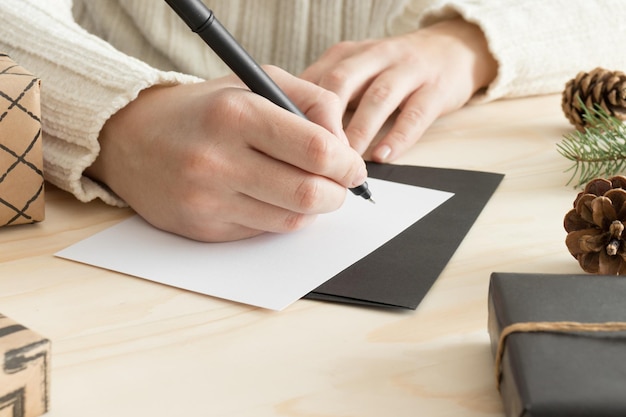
[164,0,374,203]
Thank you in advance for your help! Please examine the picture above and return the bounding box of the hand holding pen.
[164,0,374,203]
[87,49,368,243]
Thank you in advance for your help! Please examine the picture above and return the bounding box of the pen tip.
[368,198,376,205]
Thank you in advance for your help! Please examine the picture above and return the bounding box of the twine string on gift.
[495,321,626,390]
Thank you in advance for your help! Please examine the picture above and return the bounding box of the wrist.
[85,86,162,190]
[425,17,498,93]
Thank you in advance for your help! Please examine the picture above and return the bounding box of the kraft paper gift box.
[0,313,51,417]
[488,272,626,417]
[0,53,44,227]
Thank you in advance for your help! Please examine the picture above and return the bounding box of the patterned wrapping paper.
[0,313,51,417]
[0,53,44,227]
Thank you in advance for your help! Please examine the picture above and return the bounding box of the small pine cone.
[562,67,626,130]
[564,175,626,274]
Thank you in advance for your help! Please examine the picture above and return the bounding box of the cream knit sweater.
[1,0,625,205]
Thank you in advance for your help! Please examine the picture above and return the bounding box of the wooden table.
[0,94,584,416]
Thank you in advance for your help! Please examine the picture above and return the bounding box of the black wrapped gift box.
[488,272,626,417]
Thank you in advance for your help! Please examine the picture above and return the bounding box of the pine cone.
[562,67,626,130]
[564,176,626,274]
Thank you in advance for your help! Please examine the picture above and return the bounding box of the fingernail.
[373,145,392,162]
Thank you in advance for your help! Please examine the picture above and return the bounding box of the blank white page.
[56,178,453,310]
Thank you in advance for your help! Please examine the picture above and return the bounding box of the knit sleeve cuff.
[1,0,201,206]
[390,0,508,103]
[393,0,626,104]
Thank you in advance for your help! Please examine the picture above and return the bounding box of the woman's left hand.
[300,17,498,162]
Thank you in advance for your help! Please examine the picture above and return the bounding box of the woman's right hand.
[86,66,367,242]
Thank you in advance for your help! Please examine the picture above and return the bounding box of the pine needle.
[557,100,626,187]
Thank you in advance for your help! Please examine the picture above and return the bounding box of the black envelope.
[488,272,626,417]
[305,163,504,309]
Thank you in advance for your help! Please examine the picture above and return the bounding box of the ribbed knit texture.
[74,0,407,78]
[1,0,199,205]
[395,0,626,102]
[2,0,626,205]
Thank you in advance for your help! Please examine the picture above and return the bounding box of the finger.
[183,193,319,242]
[226,145,349,214]
[236,92,368,190]
[344,67,420,154]
[211,197,319,241]
[310,45,391,111]
[226,193,319,234]
[371,83,446,163]
[299,40,368,84]
[272,69,350,145]
[155,150,327,242]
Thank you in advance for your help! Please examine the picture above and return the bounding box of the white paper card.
[56,178,453,310]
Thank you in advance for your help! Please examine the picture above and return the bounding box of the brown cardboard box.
[0,53,44,226]
[0,313,50,417]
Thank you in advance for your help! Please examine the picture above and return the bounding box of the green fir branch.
[557,100,626,187]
